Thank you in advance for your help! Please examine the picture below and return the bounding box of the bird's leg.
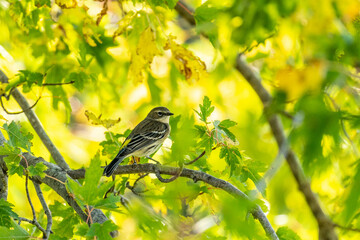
[145,156,160,164]
[129,156,137,165]
[134,156,141,164]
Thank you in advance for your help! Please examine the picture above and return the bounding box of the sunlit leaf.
[28,162,47,178]
[0,199,18,228]
[3,121,33,152]
[86,220,118,240]
[277,226,301,240]
[85,110,121,129]
[164,36,207,82]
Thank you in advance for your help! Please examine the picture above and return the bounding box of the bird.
[103,106,174,177]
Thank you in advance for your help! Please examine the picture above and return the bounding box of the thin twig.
[0,95,42,115]
[15,217,47,235]
[126,173,149,195]
[185,151,205,165]
[155,164,183,183]
[42,81,75,86]
[279,110,295,120]
[185,147,217,165]
[25,174,36,221]
[33,182,52,239]
[334,223,360,233]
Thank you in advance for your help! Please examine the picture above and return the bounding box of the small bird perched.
[103,107,174,177]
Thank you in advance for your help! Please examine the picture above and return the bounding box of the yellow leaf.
[128,28,162,83]
[85,110,121,129]
[128,54,147,83]
[164,36,207,82]
[113,11,136,39]
[137,27,161,64]
[82,18,102,47]
[276,61,325,100]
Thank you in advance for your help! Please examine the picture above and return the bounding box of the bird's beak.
[167,112,174,116]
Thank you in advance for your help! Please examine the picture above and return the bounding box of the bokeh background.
[0,0,360,239]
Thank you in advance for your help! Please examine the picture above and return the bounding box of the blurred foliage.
[0,0,359,239]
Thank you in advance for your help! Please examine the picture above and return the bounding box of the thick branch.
[18,153,117,237]
[0,69,70,170]
[236,55,337,240]
[68,163,278,240]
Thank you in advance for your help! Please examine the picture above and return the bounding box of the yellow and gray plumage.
[103,107,174,177]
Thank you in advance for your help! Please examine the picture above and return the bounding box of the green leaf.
[166,0,178,8]
[94,195,122,212]
[0,143,22,176]
[3,121,33,152]
[214,120,237,142]
[194,2,219,23]
[219,119,237,128]
[45,65,72,121]
[219,147,240,176]
[76,223,90,237]
[8,162,25,177]
[195,96,215,123]
[86,220,118,240]
[34,0,51,7]
[0,142,21,156]
[342,162,360,224]
[170,115,196,165]
[100,130,130,158]
[0,219,29,238]
[194,2,219,48]
[50,201,80,239]
[147,74,161,105]
[66,71,88,91]
[147,0,167,8]
[16,70,44,93]
[66,153,119,210]
[277,226,301,240]
[0,199,18,228]
[77,43,93,68]
[28,162,47,178]
[115,177,129,195]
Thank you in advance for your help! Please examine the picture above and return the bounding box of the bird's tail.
[103,151,125,177]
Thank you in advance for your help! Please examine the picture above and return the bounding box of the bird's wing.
[119,120,168,155]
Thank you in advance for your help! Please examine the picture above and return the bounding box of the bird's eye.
[157,112,164,117]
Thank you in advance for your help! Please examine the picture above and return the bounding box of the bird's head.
[147,107,174,123]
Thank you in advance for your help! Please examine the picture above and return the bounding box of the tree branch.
[17,152,117,237]
[16,216,47,235]
[25,174,37,223]
[68,163,279,240]
[235,55,337,240]
[0,130,8,200]
[174,1,196,26]
[33,182,52,239]
[0,71,117,237]
[0,69,70,170]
